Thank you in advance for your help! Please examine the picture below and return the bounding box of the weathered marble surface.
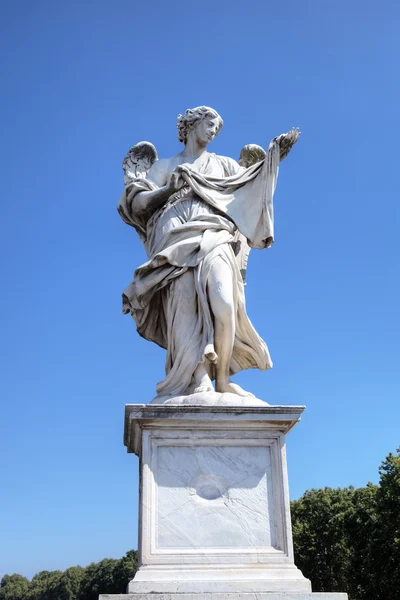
[98,404,347,599]
[100,594,348,599]
[157,443,275,549]
[119,105,300,399]
[150,390,268,406]
[124,404,305,456]
[122,404,315,595]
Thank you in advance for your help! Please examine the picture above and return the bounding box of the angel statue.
[118,106,299,401]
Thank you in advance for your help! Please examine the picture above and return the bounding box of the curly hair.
[177,106,223,144]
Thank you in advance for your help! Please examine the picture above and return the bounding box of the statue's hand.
[276,127,301,161]
[167,171,185,194]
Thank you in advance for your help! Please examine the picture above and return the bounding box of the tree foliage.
[0,575,30,600]
[374,449,400,599]
[0,551,137,600]
[1,449,399,600]
[292,447,400,599]
[291,486,355,592]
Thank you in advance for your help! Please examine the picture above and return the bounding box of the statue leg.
[167,269,213,395]
[208,256,254,397]
[191,361,213,394]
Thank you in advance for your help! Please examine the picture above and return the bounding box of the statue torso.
[145,153,238,256]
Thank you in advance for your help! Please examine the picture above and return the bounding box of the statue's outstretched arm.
[238,128,300,169]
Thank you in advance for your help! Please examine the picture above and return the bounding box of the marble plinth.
[100,402,347,600]
[100,594,347,599]
[150,391,269,407]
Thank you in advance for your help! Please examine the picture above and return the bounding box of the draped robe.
[118,142,280,397]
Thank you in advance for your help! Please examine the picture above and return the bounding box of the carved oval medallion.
[193,474,228,500]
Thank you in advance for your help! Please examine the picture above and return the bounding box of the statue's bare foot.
[193,384,214,393]
[185,381,214,394]
[186,363,214,395]
[193,374,213,394]
[216,381,255,397]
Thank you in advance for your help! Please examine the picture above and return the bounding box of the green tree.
[0,550,138,600]
[78,558,119,600]
[26,571,62,600]
[50,566,85,600]
[77,550,138,599]
[0,574,30,600]
[291,486,354,593]
[291,449,400,600]
[111,550,138,593]
[345,483,379,599]
[374,448,400,600]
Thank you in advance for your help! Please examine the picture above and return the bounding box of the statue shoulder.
[147,157,172,186]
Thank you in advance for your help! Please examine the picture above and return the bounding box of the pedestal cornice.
[124,404,305,455]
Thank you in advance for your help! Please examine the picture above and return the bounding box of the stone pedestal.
[100,402,347,600]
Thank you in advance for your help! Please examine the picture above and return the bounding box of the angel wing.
[122,141,158,187]
[233,144,267,285]
[238,143,267,168]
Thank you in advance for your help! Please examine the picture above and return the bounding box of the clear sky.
[1,0,399,581]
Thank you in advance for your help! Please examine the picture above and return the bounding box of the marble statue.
[118,106,299,400]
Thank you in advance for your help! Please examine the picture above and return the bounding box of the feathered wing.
[122,141,158,186]
[234,144,267,284]
[119,141,159,243]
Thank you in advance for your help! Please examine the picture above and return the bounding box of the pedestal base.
[107,403,347,600]
[125,564,311,594]
[100,594,347,599]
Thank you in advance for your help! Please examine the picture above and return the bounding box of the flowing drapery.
[118,142,280,396]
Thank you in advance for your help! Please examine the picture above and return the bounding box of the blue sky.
[1,0,399,580]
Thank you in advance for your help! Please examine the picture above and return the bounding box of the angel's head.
[177,106,223,146]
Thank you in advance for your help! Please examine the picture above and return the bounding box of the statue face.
[193,115,220,144]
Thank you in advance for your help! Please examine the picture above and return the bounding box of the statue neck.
[181,137,208,160]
